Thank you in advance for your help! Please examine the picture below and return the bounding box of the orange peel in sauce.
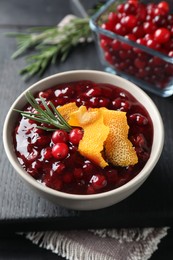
[68,106,109,168]
[57,102,138,168]
[101,108,138,167]
[57,102,78,121]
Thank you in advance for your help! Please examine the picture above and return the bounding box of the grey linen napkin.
[22,227,169,260]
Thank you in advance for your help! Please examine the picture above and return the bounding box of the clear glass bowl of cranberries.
[3,70,164,210]
[90,0,173,97]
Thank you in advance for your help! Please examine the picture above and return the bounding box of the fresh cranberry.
[153,15,167,27]
[108,12,119,24]
[121,15,137,29]
[136,4,147,21]
[123,2,136,14]
[111,39,121,50]
[52,143,69,160]
[143,22,157,34]
[168,50,173,57]
[157,1,170,14]
[134,58,146,69]
[146,39,161,51]
[52,130,69,144]
[100,39,110,51]
[104,51,114,64]
[132,26,145,38]
[69,128,83,145]
[117,3,125,14]
[114,23,127,36]
[154,28,171,44]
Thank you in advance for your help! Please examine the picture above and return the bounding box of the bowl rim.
[3,70,164,201]
[89,0,173,64]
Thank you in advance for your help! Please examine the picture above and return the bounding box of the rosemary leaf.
[15,91,72,132]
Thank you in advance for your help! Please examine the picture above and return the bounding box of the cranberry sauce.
[13,80,153,195]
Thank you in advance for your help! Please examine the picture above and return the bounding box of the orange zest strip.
[57,102,138,168]
[68,106,109,168]
[57,102,79,121]
[101,108,138,167]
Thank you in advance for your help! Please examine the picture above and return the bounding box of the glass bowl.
[90,0,173,97]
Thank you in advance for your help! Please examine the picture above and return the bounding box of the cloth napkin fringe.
[23,231,113,260]
[127,227,169,260]
[20,227,169,260]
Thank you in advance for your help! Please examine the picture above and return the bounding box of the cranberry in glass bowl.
[90,0,173,97]
[3,70,164,210]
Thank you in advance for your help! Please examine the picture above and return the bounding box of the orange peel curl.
[57,102,138,168]
[68,106,109,168]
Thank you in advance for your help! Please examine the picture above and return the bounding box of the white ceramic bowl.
[3,70,164,210]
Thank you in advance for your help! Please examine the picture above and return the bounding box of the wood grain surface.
[1,0,173,235]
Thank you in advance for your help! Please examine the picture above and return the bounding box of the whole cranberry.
[52,143,69,160]
[69,128,83,145]
[52,129,69,144]
[157,1,170,14]
[154,28,171,44]
[90,174,107,190]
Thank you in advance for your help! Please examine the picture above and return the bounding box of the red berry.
[111,39,121,50]
[63,172,73,183]
[98,97,110,107]
[123,2,136,14]
[74,168,84,179]
[106,169,118,183]
[121,15,137,28]
[52,130,69,143]
[157,1,169,14]
[100,39,110,51]
[114,23,127,36]
[143,21,157,34]
[85,87,102,97]
[42,147,52,160]
[146,39,161,51]
[69,128,83,145]
[129,113,148,125]
[52,143,69,160]
[134,58,146,69]
[154,28,171,44]
[90,174,107,190]
[168,50,173,57]
[132,25,145,38]
[52,162,65,174]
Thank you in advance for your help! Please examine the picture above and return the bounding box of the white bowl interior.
[3,70,164,210]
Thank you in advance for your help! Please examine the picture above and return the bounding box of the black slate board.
[1,0,173,233]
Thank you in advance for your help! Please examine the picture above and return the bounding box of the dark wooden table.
[1,0,173,259]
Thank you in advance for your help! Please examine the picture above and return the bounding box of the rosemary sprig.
[8,1,107,80]
[14,91,72,132]
[8,17,91,80]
